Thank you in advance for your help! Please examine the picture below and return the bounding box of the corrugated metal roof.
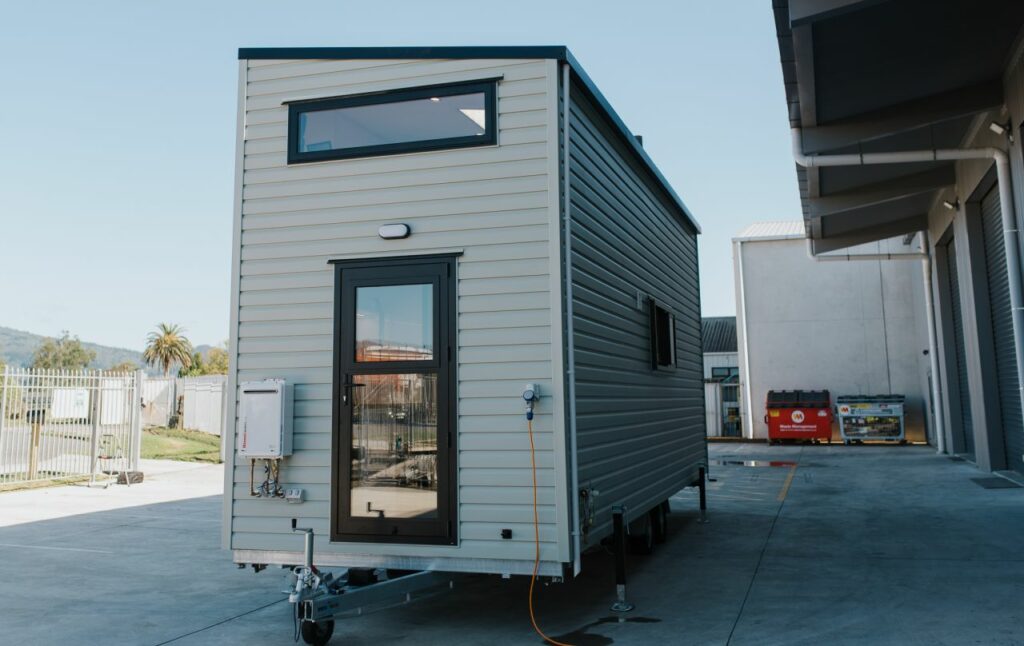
[702,317,737,354]
[733,221,805,242]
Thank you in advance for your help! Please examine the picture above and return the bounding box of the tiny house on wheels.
[225,46,706,642]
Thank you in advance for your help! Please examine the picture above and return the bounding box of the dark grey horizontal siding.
[568,83,705,545]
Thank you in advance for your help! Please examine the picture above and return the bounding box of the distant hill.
[0,326,147,371]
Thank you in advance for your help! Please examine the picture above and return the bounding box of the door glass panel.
[350,373,438,519]
[355,284,433,362]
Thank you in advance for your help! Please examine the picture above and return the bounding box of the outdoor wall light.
[989,121,1013,143]
[942,199,960,211]
[378,223,411,240]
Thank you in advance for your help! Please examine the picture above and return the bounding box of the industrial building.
[701,317,740,437]
[773,0,1024,475]
[733,222,931,441]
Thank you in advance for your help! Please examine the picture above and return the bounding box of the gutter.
[805,239,927,261]
[792,129,1022,456]
[735,240,755,440]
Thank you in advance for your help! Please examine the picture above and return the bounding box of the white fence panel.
[51,388,90,420]
[141,377,176,428]
[179,376,227,436]
[100,378,130,425]
[705,381,723,437]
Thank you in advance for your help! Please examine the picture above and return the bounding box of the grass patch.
[142,427,222,463]
[0,475,92,493]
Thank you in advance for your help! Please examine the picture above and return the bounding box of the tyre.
[628,511,654,555]
[650,501,668,544]
[301,620,335,646]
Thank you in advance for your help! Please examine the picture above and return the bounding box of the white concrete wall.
[703,352,738,379]
[736,237,929,439]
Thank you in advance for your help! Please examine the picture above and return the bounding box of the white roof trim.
[732,220,806,242]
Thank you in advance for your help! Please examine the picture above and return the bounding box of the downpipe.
[792,129,1024,456]
[921,251,947,454]
[735,240,755,440]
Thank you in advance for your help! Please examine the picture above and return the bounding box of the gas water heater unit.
[238,379,294,459]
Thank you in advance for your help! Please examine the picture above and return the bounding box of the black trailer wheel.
[301,620,335,646]
[650,501,668,544]
[628,512,654,555]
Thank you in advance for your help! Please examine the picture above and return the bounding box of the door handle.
[341,378,364,404]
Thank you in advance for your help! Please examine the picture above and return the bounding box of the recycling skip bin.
[836,395,906,444]
[765,390,833,444]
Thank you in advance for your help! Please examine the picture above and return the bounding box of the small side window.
[649,299,676,370]
[711,367,739,382]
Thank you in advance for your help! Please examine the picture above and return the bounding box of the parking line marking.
[777,464,798,502]
[0,542,113,554]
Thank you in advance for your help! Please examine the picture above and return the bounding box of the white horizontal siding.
[229,57,564,567]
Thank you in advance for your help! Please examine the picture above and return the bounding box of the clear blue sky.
[0,0,800,351]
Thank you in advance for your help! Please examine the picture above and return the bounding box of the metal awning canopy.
[774,0,1024,253]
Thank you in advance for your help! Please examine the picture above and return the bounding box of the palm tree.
[144,323,194,376]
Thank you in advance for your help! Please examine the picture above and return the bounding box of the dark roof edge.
[237,46,569,60]
[237,46,700,234]
[562,49,700,234]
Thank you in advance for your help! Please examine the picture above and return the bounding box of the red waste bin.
[765,390,833,444]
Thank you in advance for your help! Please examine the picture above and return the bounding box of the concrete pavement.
[0,445,1021,645]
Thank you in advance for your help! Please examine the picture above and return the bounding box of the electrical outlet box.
[523,383,538,401]
[285,488,304,504]
[238,379,293,458]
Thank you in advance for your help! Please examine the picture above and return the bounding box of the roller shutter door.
[981,186,1023,474]
[946,238,975,457]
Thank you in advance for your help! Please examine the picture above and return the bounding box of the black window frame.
[329,254,459,546]
[649,299,677,371]
[287,80,498,164]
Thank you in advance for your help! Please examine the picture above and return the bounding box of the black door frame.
[329,253,459,545]
[936,229,974,457]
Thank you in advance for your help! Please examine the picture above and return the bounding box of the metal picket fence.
[0,367,142,486]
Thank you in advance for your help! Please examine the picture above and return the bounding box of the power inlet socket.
[284,488,304,504]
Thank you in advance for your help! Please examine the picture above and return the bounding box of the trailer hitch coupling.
[286,519,452,645]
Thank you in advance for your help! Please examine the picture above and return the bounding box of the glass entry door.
[331,256,456,544]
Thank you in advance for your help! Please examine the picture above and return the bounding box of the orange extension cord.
[527,418,575,646]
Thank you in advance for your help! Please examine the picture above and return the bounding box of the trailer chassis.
[288,520,453,645]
